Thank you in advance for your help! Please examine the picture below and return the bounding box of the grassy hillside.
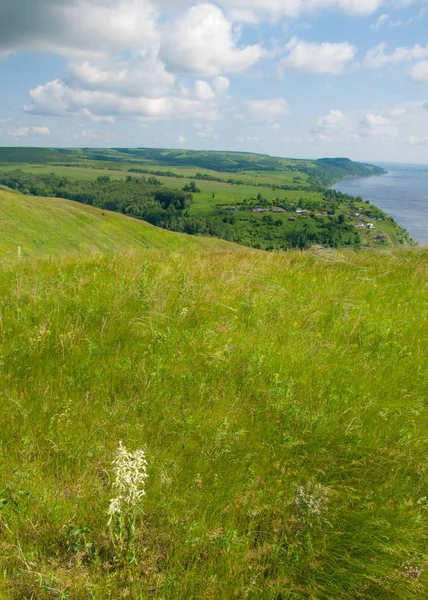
[0,188,237,258]
[0,247,426,599]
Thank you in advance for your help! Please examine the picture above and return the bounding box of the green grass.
[0,246,427,599]
[0,188,237,258]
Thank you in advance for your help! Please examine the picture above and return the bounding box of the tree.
[183,181,200,193]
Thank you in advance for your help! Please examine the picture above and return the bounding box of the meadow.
[0,245,427,599]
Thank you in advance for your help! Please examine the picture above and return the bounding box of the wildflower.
[400,561,424,580]
[295,482,329,526]
[110,441,148,510]
[107,441,148,561]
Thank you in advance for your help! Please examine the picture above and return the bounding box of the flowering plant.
[107,441,148,562]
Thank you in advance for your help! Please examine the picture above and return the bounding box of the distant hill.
[0,147,386,187]
[0,188,238,258]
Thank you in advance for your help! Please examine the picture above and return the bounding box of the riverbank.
[332,163,428,244]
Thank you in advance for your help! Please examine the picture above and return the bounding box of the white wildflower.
[110,441,148,510]
[295,482,329,525]
[107,441,148,560]
[400,561,424,580]
[107,496,122,524]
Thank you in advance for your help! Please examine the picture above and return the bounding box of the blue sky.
[0,0,427,163]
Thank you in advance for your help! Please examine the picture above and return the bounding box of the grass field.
[0,188,237,258]
[0,245,427,599]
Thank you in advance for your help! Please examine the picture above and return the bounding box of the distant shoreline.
[331,166,428,244]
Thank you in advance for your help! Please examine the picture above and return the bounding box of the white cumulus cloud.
[360,113,398,137]
[316,109,345,129]
[23,79,220,121]
[68,58,175,98]
[160,4,264,76]
[410,60,428,83]
[365,42,428,69]
[279,38,356,75]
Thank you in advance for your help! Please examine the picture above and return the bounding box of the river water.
[331,163,428,244]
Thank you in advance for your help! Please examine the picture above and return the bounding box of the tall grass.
[0,248,427,599]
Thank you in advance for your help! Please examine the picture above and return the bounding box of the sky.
[0,0,428,163]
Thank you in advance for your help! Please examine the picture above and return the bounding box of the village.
[220,202,385,234]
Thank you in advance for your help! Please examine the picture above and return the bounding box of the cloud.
[73,128,115,142]
[371,7,428,31]
[410,60,428,83]
[0,0,417,66]
[0,49,13,61]
[246,98,290,122]
[359,113,398,137]
[68,58,175,98]
[212,76,230,96]
[279,38,356,75]
[195,122,218,139]
[424,101,428,111]
[23,79,69,116]
[236,135,262,143]
[315,109,345,133]
[160,4,264,76]
[183,77,230,103]
[365,42,428,69]
[81,109,116,124]
[312,109,352,141]
[23,79,220,121]
[177,135,186,143]
[407,134,428,145]
[312,103,419,143]
[0,0,158,58]
[388,108,406,117]
[194,80,216,101]
[222,0,384,20]
[8,125,51,137]
[371,13,390,30]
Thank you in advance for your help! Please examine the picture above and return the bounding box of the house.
[272,206,286,213]
[367,223,375,229]
[288,217,296,221]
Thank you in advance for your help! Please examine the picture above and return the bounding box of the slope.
[0,188,238,258]
[0,247,426,599]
